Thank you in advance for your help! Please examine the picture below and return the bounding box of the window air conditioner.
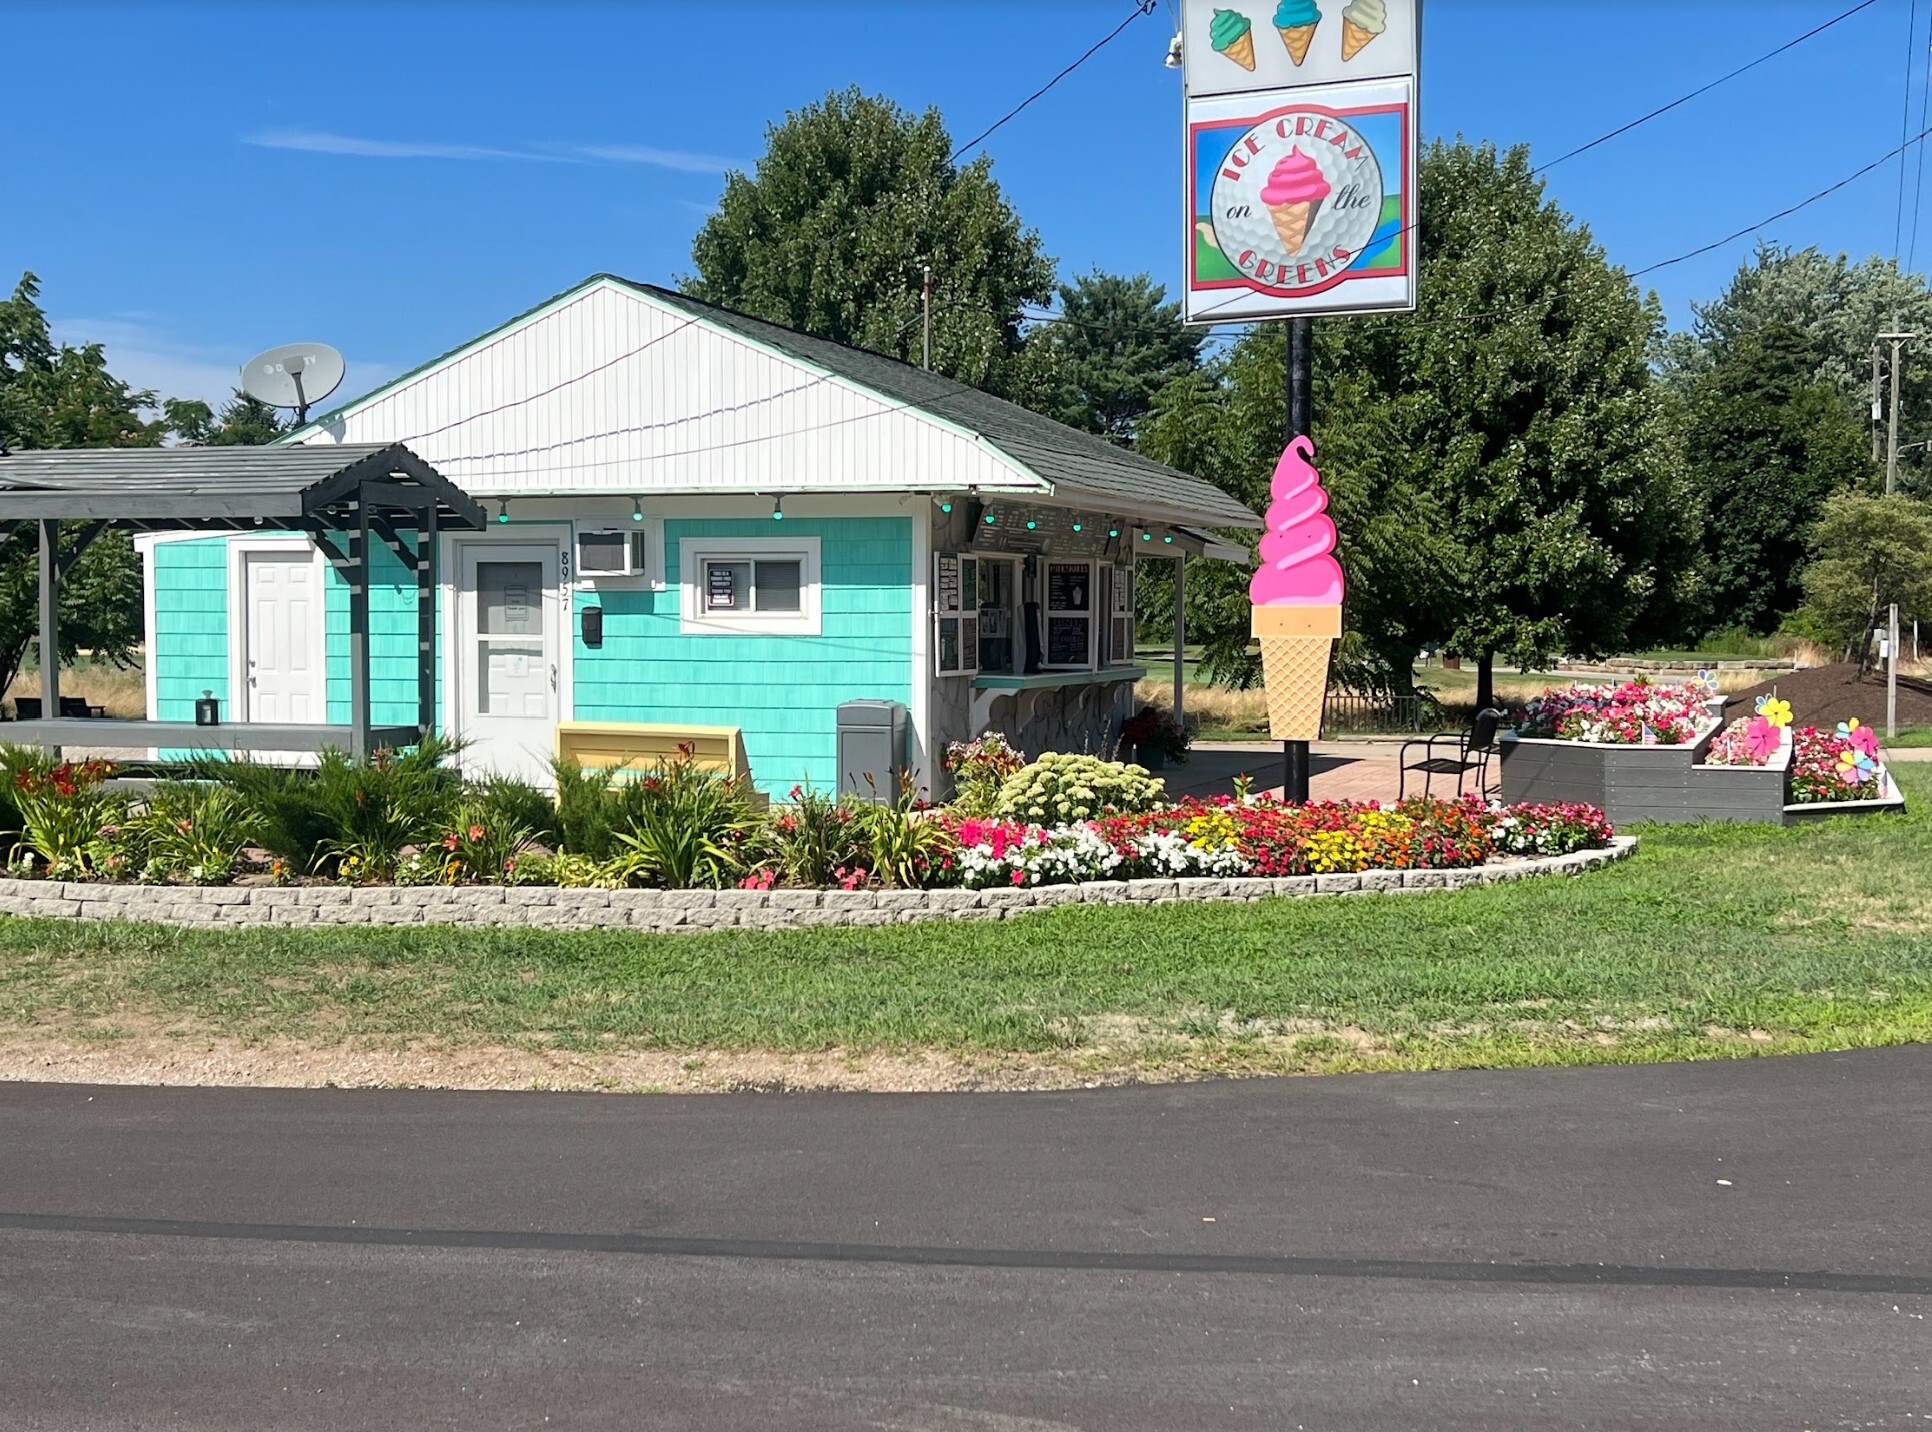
[577,528,649,578]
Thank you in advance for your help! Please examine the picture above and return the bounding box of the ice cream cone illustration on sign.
[1250,435,1344,742]
[1340,0,1385,60]
[1209,8,1257,70]
[1262,147,1329,255]
[1273,0,1320,64]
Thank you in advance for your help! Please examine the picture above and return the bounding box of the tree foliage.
[0,272,166,697]
[1030,270,1202,444]
[1798,492,1932,667]
[1142,141,1699,695]
[1684,321,1873,633]
[684,88,1054,397]
[163,392,289,446]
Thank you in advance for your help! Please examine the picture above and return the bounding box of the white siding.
[299,281,1042,500]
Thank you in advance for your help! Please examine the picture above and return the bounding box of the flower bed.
[1512,680,1710,745]
[0,740,1621,921]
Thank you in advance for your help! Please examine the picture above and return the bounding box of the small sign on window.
[706,563,737,610]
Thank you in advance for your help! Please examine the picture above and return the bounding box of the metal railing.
[1323,691,1428,734]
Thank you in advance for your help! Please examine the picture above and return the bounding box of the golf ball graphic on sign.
[1209,108,1385,293]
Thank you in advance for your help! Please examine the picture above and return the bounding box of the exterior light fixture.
[1162,533,1175,544]
[630,498,644,523]
[1025,519,1037,530]
[496,499,510,525]
[771,495,784,521]
[1107,525,1119,538]
[984,511,997,525]
[1071,522,1083,532]
[939,498,953,514]
[1141,530,1152,542]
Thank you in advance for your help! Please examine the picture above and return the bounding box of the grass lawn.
[0,769,1927,1087]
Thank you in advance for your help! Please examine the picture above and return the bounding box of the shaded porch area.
[0,442,484,761]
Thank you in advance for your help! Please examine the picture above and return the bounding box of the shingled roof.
[629,280,1258,529]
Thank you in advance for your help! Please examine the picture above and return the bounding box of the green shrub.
[469,773,559,849]
[942,733,1026,817]
[505,850,611,888]
[994,752,1165,825]
[759,784,863,888]
[7,757,126,880]
[605,748,761,889]
[132,781,263,885]
[424,798,543,884]
[551,757,651,861]
[838,772,954,888]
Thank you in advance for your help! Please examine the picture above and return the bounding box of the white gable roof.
[288,277,1047,502]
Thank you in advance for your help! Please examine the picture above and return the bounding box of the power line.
[1533,0,1884,176]
[949,0,1158,163]
[1910,25,1932,269]
[1898,0,1923,259]
[1632,120,1932,278]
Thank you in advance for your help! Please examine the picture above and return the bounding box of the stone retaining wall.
[0,839,1636,933]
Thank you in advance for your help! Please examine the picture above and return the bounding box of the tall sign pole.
[1180,0,1419,803]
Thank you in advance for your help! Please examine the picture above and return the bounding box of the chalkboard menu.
[1047,615,1089,666]
[1046,562,1089,612]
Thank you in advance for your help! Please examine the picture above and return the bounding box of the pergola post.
[348,497,372,761]
[417,504,438,739]
[1172,550,1186,730]
[37,519,59,742]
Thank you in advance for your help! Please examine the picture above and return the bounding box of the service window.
[977,556,1019,674]
[1043,559,1095,670]
[934,553,981,677]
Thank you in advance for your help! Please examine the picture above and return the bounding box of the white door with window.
[241,550,325,725]
[455,541,562,783]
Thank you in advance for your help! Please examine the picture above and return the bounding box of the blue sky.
[2,0,1917,411]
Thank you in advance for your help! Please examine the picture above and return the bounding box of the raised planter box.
[1501,720,1905,826]
[1499,721,1721,825]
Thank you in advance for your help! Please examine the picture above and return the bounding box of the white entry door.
[241,550,324,725]
[455,541,562,783]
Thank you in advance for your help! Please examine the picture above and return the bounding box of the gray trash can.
[836,699,909,804]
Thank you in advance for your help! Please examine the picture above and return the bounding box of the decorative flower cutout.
[1755,695,1793,728]
[1744,715,1782,763]
[1836,745,1879,785]
[1836,718,1880,758]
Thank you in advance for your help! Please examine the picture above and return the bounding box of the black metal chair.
[1398,707,1506,800]
[12,696,106,720]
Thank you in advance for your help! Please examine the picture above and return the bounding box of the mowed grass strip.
[0,771,1928,1076]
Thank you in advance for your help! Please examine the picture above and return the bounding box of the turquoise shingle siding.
[148,516,911,791]
[151,537,230,720]
[572,517,913,793]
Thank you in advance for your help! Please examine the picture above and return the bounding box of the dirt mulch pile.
[1722,662,1932,732]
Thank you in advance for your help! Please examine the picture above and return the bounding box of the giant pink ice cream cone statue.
[1250,435,1344,741]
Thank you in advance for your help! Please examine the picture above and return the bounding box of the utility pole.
[1872,341,1884,464]
[1889,603,1900,740]
[1879,318,1919,494]
[921,265,932,372]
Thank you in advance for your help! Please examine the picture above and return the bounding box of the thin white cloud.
[573,143,742,175]
[244,130,744,174]
[246,130,567,163]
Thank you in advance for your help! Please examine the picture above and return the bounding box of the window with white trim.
[1102,562,1134,668]
[1042,559,1096,670]
[933,552,981,677]
[679,537,821,635]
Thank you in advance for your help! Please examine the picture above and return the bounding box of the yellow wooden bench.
[553,721,767,805]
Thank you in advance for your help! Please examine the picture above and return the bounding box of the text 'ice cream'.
[1259,148,1330,256]
[1251,435,1344,742]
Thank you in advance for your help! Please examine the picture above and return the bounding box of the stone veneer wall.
[0,839,1635,933]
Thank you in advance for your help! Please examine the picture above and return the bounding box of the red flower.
[468,824,484,842]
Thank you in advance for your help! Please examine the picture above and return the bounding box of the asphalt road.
[1,1050,1928,1430]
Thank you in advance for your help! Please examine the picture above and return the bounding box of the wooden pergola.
[0,442,485,759]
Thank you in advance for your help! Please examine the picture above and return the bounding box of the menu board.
[936,553,960,612]
[1047,615,1089,666]
[1046,562,1089,612]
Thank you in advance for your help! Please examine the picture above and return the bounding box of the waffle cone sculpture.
[1250,435,1346,748]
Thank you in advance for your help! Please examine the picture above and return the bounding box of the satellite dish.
[240,343,345,424]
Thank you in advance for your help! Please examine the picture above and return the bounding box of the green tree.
[1685,321,1873,633]
[684,88,1055,396]
[164,391,289,446]
[1659,243,1932,491]
[1143,142,1701,707]
[1032,270,1202,444]
[0,271,163,698]
[1797,492,1932,667]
